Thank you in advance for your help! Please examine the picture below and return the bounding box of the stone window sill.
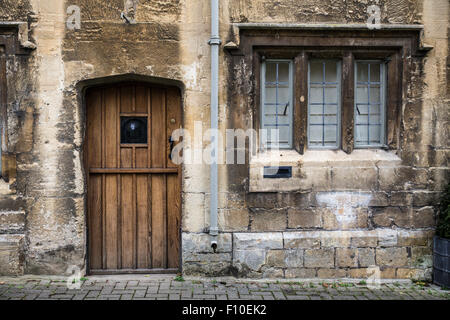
[249,149,402,193]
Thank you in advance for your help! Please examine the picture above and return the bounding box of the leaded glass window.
[354,61,386,147]
[308,60,341,148]
[261,60,293,149]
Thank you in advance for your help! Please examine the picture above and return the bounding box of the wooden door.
[85,83,181,274]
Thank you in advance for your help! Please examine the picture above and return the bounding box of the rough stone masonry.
[0,0,448,281]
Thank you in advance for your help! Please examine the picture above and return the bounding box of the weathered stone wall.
[182,0,449,281]
[0,0,447,279]
[0,0,36,275]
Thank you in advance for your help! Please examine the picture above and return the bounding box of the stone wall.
[0,0,447,279]
[183,229,433,279]
[181,0,449,281]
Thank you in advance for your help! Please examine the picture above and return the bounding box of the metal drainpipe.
[208,0,220,251]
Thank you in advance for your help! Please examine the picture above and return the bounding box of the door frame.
[78,74,185,275]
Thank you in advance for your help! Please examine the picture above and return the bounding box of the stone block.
[368,192,389,207]
[411,207,436,228]
[261,266,284,278]
[250,209,287,231]
[182,233,232,253]
[429,167,449,191]
[183,252,231,263]
[322,207,369,230]
[246,193,280,209]
[0,234,24,276]
[283,232,321,249]
[397,230,433,246]
[410,247,433,268]
[218,208,249,232]
[304,249,334,268]
[330,167,377,190]
[285,268,316,278]
[396,268,431,281]
[350,234,378,248]
[336,248,358,268]
[233,232,283,250]
[375,248,409,267]
[182,193,205,232]
[412,192,440,207]
[183,261,232,277]
[285,249,304,268]
[233,249,265,271]
[25,197,85,274]
[265,250,285,267]
[319,231,352,248]
[389,192,413,206]
[287,209,322,229]
[281,192,316,208]
[372,207,410,228]
[357,248,376,267]
[377,230,398,247]
[298,166,331,191]
[0,211,25,233]
[378,167,428,191]
[317,268,348,279]
[347,268,374,279]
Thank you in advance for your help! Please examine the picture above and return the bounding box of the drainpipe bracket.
[208,38,222,46]
[209,227,219,236]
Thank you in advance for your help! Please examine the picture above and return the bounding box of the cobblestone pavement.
[0,275,449,300]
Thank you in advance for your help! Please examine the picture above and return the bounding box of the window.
[120,117,148,144]
[354,61,386,147]
[230,25,429,155]
[259,57,388,151]
[261,60,293,149]
[308,60,341,149]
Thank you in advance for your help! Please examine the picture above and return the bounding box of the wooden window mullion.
[0,47,7,178]
[341,52,355,154]
[294,51,308,154]
[386,52,400,149]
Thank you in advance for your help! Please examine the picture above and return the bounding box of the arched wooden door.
[84,83,181,274]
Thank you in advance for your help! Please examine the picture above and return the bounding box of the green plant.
[358,280,367,285]
[174,275,185,282]
[436,182,450,239]
[338,282,354,288]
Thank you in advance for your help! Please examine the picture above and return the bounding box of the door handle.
[168,136,175,160]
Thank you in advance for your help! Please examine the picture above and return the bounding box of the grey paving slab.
[0,276,448,300]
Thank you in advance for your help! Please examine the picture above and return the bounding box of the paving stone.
[193,294,215,299]
[50,294,74,299]
[286,295,310,300]
[0,277,447,301]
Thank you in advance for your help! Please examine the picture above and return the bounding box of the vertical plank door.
[85,83,181,274]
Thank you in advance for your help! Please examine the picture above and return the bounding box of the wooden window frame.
[0,46,6,178]
[227,26,430,154]
[307,59,342,150]
[354,60,387,148]
[0,24,34,180]
[260,59,294,149]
